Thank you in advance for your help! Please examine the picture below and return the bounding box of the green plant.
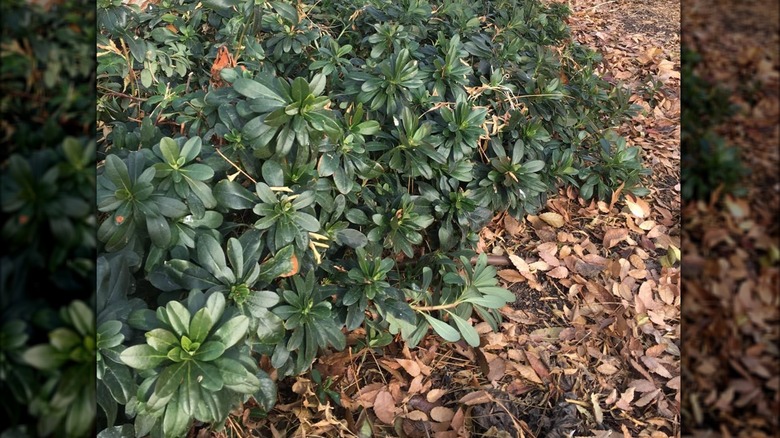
[120,290,272,437]
[681,47,746,200]
[1,0,96,436]
[95,0,650,435]
[21,301,96,438]
[310,369,341,406]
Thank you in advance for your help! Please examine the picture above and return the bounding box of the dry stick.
[214,147,258,184]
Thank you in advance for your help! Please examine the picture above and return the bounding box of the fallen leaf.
[539,212,565,228]
[426,389,447,403]
[603,228,629,248]
[459,390,491,405]
[357,382,384,408]
[625,193,651,218]
[431,406,455,423]
[486,356,506,382]
[615,387,636,411]
[210,45,237,88]
[512,363,543,385]
[546,266,569,278]
[404,410,428,421]
[509,254,531,273]
[597,362,620,375]
[396,358,421,377]
[529,326,565,341]
[635,388,662,407]
[497,269,526,283]
[591,393,604,424]
[373,391,397,424]
[503,214,524,236]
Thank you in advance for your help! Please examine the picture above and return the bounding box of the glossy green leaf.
[193,341,226,361]
[146,328,179,352]
[422,313,460,343]
[120,344,168,370]
[213,180,257,210]
[189,308,215,344]
[211,315,249,349]
[165,300,191,338]
[155,362,188,399]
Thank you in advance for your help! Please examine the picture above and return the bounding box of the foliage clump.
[681,47,747,200]
[94,0,649,435]
[1,0,97,436]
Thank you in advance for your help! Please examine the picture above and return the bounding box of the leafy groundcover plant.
[96,0,649,435]
[2,0,97,435]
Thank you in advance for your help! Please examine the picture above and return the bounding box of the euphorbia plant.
[95,0,651,434]
[120,291,270,438]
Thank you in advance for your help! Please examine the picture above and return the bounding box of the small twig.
[214,147,258,184]
[97,86,147,102]
[411,302,463,312]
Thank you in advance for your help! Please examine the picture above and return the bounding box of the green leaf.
[155,362,188,399]
[422,313,460,343]
[256,245,294,284]
[203,0,242,9]
[245,290,280,311]
[211,315,249,349]
[101,362,135,404]
[262,160,285,187]
[192,360,224,392]
[334,228,367,248]
[189,309,215,344]
[178,375,201,418]
[146,214,172,248]
[233,78,283,101]
[294,212,320,232]
[254,369,277,411]
[214,180,257,210]
[104,155,131,189]
[478,286,516,302]
[185,178,217,209]
[447,311,480,347]
[226,238,245,280]
[146,328,179,352]
[23,345,66,370]
[333,166,351,194]
[462,295,509,309]
[197,234,233,283]
[98,425,135,438]
[166,300,192,338]
[65,384,96,437]
[193,341,226,361]
[253,308,285,344]
[215,357,259,393]
[317,152,338,177]
[121,344,168,370]
[521,160,545,173]
[49,327,80,351]
[159,137,181,164]
[141,68,153,88]
[162,386,191,438]
[271,1,298,23]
